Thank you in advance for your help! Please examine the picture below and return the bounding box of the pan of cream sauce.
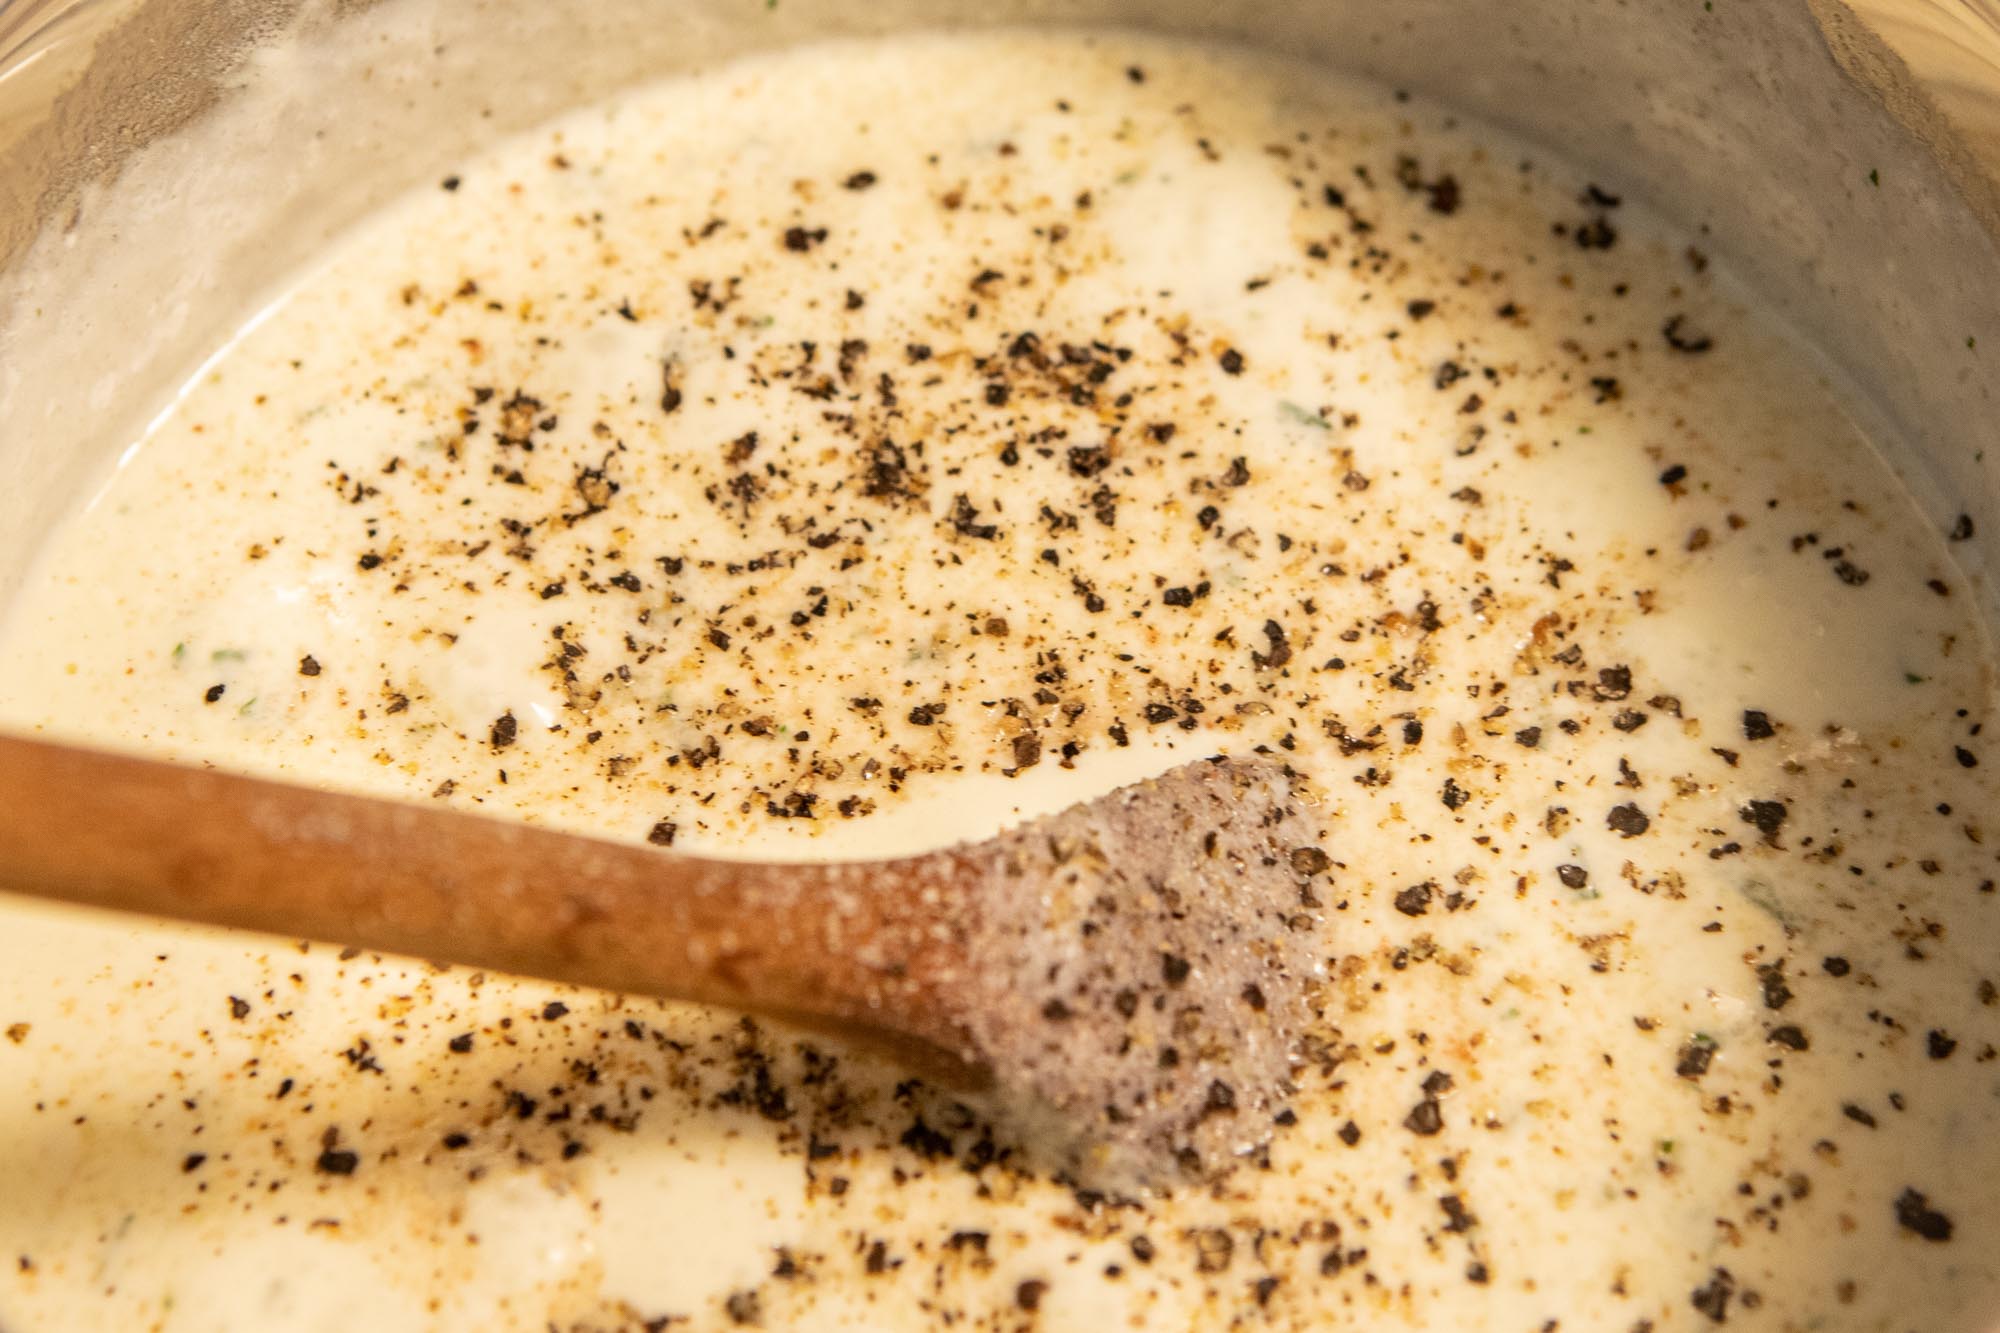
[0,29,1995,1332]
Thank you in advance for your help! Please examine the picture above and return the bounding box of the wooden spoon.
[0,733,1326,1182]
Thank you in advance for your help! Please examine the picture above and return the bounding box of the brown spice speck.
[1894,1188,1955,1241]
[315,1147,359,1176]
[1606,804,1650,837]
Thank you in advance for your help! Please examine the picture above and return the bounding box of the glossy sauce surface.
[1,31,1995,1331]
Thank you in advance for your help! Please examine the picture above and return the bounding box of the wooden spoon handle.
[0,733,978,1071]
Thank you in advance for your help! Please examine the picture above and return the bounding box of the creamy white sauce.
[1,30,1997,1331]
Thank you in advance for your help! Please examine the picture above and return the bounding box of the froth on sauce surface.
[1,28,1996,1332]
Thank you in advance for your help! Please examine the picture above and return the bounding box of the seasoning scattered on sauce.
[0,28,1993,1333]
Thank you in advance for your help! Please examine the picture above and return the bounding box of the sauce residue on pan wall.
[0,30,1995,1332]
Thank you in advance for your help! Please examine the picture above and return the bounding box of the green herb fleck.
[1868,168,1880,187]
[1279,401,1331,430]
[1736,878,1795,928]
